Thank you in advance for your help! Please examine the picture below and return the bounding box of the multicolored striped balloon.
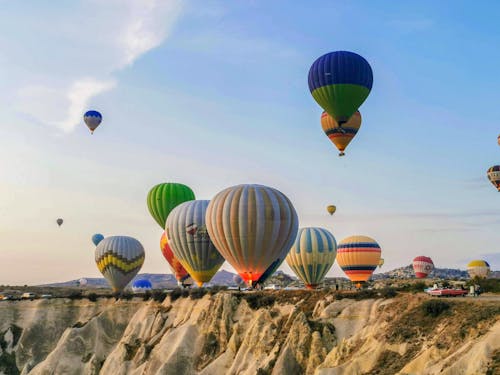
[160,231,190,283]
[467,260,490,279]
[166,200,224,287]
[95,236,145,292]
[308,51,373,125]
[412,256,434,278]
[321,111,361,156]
[206,184,299,286]
[337,235,381,282]
[487,166,500,192]
[286,227,337,289]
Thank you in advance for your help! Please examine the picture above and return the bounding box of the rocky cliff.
[0,291,498,375]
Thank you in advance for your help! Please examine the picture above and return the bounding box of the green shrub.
[209,285,228,295]
[142,291,151,301]
[422,300,450,317]
[379,288,398,298]
[68,291,83,300]
[189,288,207,300]
[152,290,167,302]
[87,293,98,302]
[169,288,184,302]
[244,293,275,310]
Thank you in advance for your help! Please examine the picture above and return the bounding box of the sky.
[0,0,499,285]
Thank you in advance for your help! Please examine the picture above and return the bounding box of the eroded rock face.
[0,292,498,375]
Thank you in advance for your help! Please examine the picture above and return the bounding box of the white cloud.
[9,0,184,132]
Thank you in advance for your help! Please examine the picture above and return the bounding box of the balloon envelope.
[132,279,152,293]
[166,200,224,287]
[56,218,63,227]
[467,260,490,279]
[78,278,88,286]
[286,227,337,289]
[337,235,381,282]
[92,233,105,246]
[83,110,102,134]
[321,111,361,156]
[206,184,299,286]
[412,256,434,278]
[308,51,373,124]
[160,231,190,282]
[487,166,500,192]
[326,205,336,215]
[95,236,145,292]
[147,183,195,229]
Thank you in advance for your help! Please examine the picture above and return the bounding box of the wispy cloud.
[10,0,184,132]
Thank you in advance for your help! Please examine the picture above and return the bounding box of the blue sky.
[0,1,499,284]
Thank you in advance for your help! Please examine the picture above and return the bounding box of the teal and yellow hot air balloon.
[95,236,145,292]
[308,51,373,126]
[286,227,337,289]
[147,183,195,229]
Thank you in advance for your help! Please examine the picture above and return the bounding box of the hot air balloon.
[308,51,373,126]
[497,134,500,146]
[147,183,195,229]
[132,279,152,293]
[165,200,224,287]
[286,227,337,289]
[92,233,104,246]
[78,278,88,286]
[233,274,244,286]
[326,205,336,215]
[206,184,299,287]
[95,236,145,293]
[56,218,63,227]
[321,111,361,156]
[467,260,490,279]
[487,166,500,191]
[412,256,434,278]
[378,258,384,268]
[337,235,381,282]
[160,231,190,283]
[83,110,102,134]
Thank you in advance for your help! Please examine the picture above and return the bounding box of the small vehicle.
[41,294,53,299]
[21,292,36,300]
[1,295,14,301]
[425,288,467,297]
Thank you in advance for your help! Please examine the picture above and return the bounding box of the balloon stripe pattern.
[321,111,361,156]
[95,236,145,292]
[286,227,337,289]
[166,200,224,287]
[160,232,190,282]
[467,260,490,279]
[147,183,195,229]
[487,166,500,192]
[308,51,373,124]
[412,256,434,278]
[336,235,381,282]
[206,184,299,286]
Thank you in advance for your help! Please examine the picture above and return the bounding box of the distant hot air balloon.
[83,110,102,134]
[233,274,244,286]
[321,111,361,156]
[286,227,337,289]
[78,278,88,286]
[95,236,145,293]
[56,218,63,227]
[160,231,190,283]
[92,233,104,246]
[326,205,337,215]
[467,260,490,279]
[487,166,500,191]
[497,134,500,146]
[337,235,381,282]
[206,184,299,287]
[412,256,434,278]
[166,200,225,287]
[147,183,195,229]
[132,279,152,293]
[308,51,373,126]
[378,258,384,268]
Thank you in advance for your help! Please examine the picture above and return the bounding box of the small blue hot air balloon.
[92,233,105,246]
[132,279,152,293]
[83,110,102,134]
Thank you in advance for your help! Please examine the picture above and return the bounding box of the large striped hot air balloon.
[166,200,224,287]
[467,260,490,279]
[337,235,381,282]
[412,256,434,278]
[321,111,361,156]
[83,110,102,134]
[95,236,145,292]
[147,183,195,228]
[308,51,373,126]
[206,184,299,287]
[160,231,190,283]
[286,227,337,289]
[487,166,500,192]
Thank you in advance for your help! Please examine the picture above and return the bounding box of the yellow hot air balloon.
[336,235,381,282]
[326,205,336,215]
[467,260,490,279]
[321,111,361,156]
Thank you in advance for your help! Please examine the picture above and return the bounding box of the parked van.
[21,292,36,300]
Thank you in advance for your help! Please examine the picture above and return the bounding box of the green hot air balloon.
[147,183,195,229]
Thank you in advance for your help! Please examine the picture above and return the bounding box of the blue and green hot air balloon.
[308,51,373,126]
[92,233,104,246]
